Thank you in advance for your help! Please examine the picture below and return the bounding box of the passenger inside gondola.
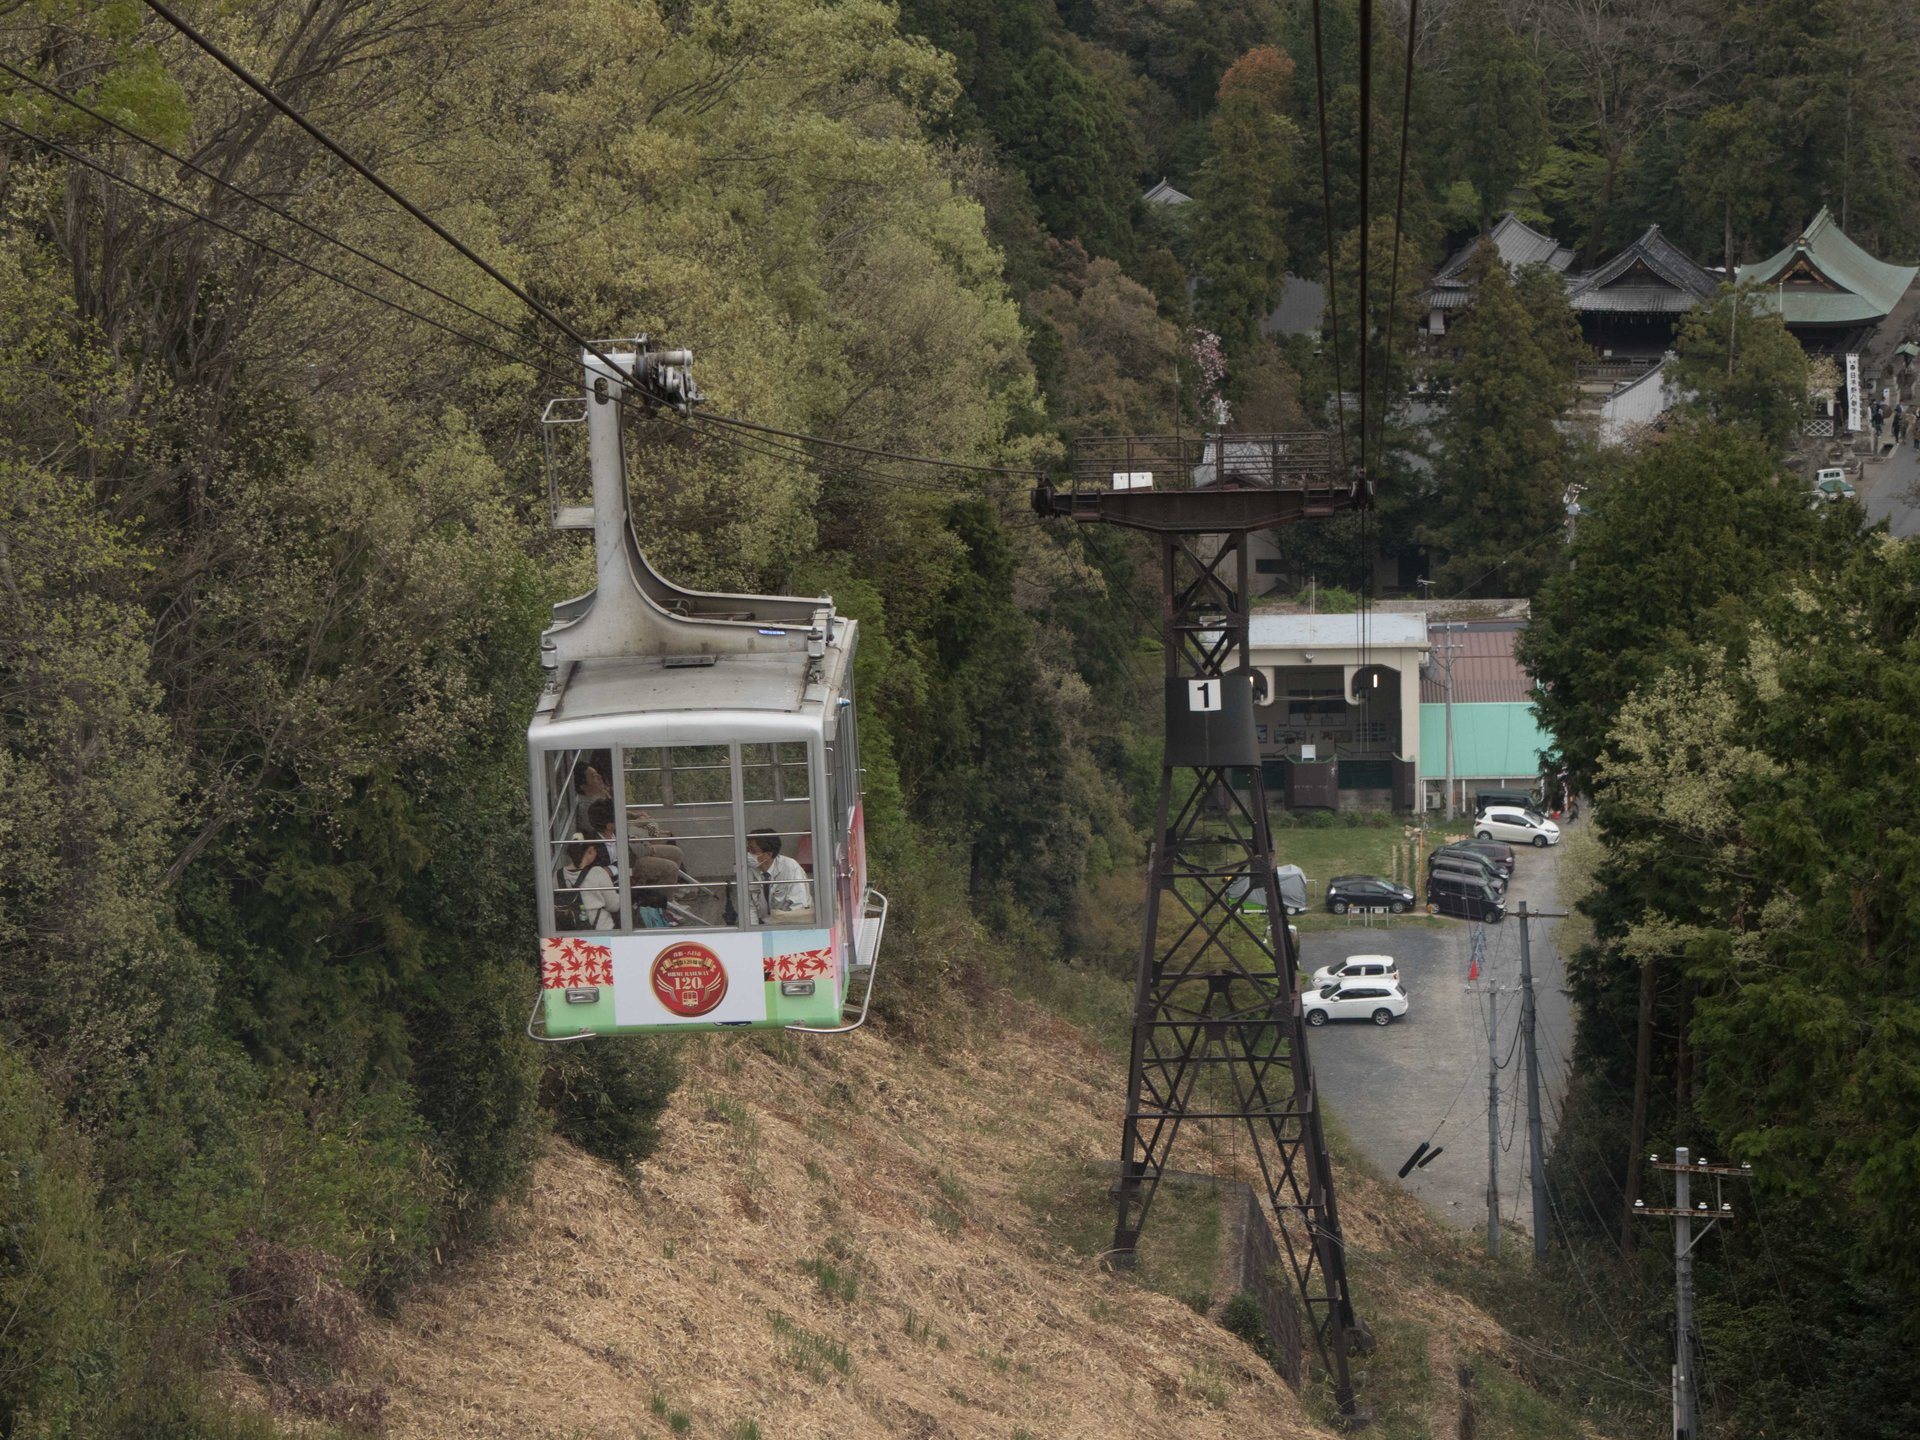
[570,749,613,834]
[557,836,618,931]
[587,799,679,926]
[747,829,813,925]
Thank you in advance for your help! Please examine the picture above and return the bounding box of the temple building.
[1737,207,1918,352]
[1421,214,1574,334]
[1564,225,1720,358]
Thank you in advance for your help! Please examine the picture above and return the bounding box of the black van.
[1427,872,1505,923]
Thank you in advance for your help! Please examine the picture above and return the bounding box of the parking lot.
[1295,828,1575,1235]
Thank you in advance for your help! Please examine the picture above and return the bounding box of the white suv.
[1303,977,1409,1026]
[1475,805,1561,848]
[1310,954,1399,990]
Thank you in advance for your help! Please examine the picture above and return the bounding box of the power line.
[1542,1173,1662,1384]
[1303,1209,1667,1400]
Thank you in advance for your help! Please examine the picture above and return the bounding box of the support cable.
[1308,0,1350,473]
[140,0,640,387]
[0,57,529,348]
[0,113,996,503]
[140,1,1048,491]
[697,411,1040,478]
[0,116,556,381]
[1375,0,1420,475]
[1355,0,1373,484]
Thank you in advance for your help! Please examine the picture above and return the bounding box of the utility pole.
[1465,925,1502,1255]
[1485,975,1500,1255]
[1516,902,1568,1262]
[1634,1147,1752,1440]
[1430,622,1468,819]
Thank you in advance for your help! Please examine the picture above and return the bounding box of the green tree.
[1671,284,1811,448]
[1191,46,1299,341]
[1422,243,1576,596]
[1681,103,1776,274]
[1441,0,1547,229]
[1518,420,1823,790]
[999,45,1144,256]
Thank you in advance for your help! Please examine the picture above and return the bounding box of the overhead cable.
[0,57,530,349]
[1308,0,1350,473]
[140,0,641,386]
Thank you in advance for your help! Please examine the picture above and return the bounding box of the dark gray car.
[1429,850,1507,892]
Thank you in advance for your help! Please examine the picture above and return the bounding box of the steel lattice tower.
[1034,435,1370,1416]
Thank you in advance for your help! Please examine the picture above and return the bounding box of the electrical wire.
[1300,1211,1667,1399]
[1542,1172,1662,1384]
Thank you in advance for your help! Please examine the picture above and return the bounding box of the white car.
[1310,954,1399,990]
[1303,977,1408,1026]
[1475,805,1561,848]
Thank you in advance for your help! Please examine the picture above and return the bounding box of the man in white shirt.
[747,830,812,923]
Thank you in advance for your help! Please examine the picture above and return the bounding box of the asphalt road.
[1297,827,1575,1237]
[1856,436,1920,538]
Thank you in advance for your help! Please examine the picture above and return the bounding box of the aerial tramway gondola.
[526,344,886,1040]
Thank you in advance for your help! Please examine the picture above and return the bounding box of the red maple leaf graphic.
[541,937,614,989]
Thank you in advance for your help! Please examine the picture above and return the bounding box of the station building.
[1244,607,1552,815]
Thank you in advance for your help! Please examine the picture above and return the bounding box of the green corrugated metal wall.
[1418,703,1552,782]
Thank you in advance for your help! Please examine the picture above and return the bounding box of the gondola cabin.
[528,346,885,1039]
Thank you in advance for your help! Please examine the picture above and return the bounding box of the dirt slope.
[344,996,1505,1439]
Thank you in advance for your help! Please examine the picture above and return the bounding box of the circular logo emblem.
[650,942,729,1017]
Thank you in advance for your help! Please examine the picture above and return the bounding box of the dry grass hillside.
[324,991,1602,1440]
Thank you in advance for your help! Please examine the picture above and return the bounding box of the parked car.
[1474,787,1537,815]
[1324,874,1417,915]
[1427,872,1506,923]
[1446,838,1515,875]
[1812,468,1856,503]
[1428,849,1507,892]
[1309,954,1400,990]
[1302,977,1409,1026]
[1475,805,1561,848]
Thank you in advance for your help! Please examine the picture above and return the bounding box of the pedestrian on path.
[1897,409,1908,444]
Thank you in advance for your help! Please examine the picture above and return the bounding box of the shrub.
[0,1042,119,1437]
[1220,1291,1279,1369]
[541,1038,681,1169]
